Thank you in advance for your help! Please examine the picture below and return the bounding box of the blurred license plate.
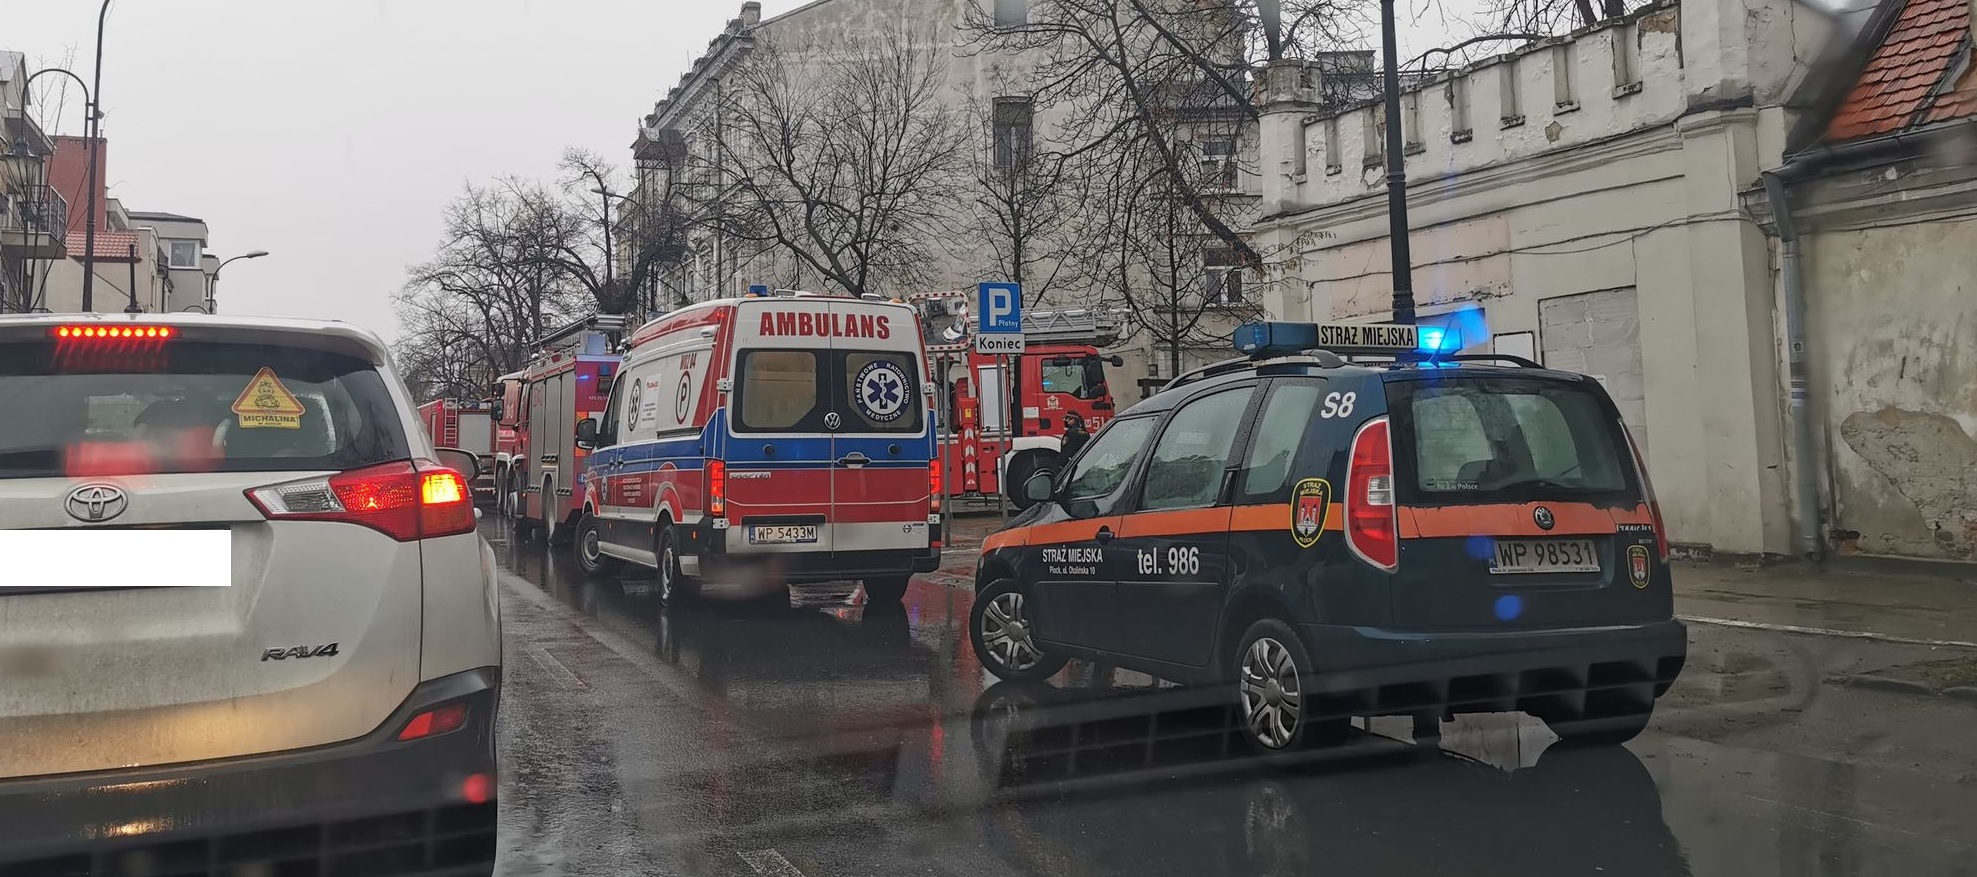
[0,529,232,589]
[1490,539,1599,574]
[749,525,818,545]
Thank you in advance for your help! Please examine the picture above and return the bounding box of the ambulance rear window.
[1387,376,1636,504]
[736,350,820,431]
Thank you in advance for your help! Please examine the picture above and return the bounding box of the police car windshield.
[0,339,409,480]
[1388,376,1636,503]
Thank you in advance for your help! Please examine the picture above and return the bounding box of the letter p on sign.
[978,282,1022,335]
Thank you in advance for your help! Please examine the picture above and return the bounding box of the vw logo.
[66,484,129,523]
[1533,506,1555,531]
[823,412,843,431]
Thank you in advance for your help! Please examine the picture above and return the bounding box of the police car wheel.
[575,514,623,579]
[1542,709,1652,748]
[1234,619,1337,754]
[971,580,1068,682]
[656,524,700,608]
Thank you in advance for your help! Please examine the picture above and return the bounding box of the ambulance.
[573,292,941,607]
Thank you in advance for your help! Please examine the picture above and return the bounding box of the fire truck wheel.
[656,524,700,608]
[575,513,624,578]
[862,576,910,609]
[541,477,572,547]
[1004,452,1056,511]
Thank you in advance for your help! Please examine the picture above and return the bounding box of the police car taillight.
[246,461,477,542]
[1622,426,1669,561]
[1346,418,1399,572]
[707,459,727,518]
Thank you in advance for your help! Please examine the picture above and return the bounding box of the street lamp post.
[206,250,269,314]
[10,68,91,314]
[1379,0,1417,325]
[81,0,115,313]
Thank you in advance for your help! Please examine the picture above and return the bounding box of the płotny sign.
[975,334,1026,355]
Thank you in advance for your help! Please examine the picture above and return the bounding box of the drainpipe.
[1760,169,1822,562]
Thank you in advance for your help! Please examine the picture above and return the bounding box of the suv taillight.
[1346,418,1398,571]
[247,461,477,542]
[1623,426,1669,560]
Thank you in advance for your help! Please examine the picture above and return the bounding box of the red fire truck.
[416,398,497,504]
[908,293,1126,509]
[504,314,625,545]
[489,369,525,516]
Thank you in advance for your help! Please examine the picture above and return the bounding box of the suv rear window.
[0,339,410,479]
[1387,376,1636,504]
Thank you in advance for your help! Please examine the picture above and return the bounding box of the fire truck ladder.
[907,292,1125,353]
[535,314,628,357]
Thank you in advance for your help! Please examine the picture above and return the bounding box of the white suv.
[0,315,502,875]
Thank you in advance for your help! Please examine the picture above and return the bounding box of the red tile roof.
[1825,0,1974,142]
[64,230,144,261]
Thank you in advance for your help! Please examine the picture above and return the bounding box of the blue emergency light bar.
[1235,321,1459,359]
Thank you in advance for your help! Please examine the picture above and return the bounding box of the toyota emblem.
[1533,506,1555,531]
[66,484,129,523]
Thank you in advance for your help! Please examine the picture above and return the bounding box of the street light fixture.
[80,0,115,312]
[206,250,269,314]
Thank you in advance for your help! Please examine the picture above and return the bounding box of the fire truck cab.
[506,315,623,545]
[489,369,525,515]
[571,292,941,607]
[915,297,1125,509]
[417,397,497,505]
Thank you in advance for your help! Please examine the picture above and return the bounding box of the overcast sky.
[7,0,1469,342]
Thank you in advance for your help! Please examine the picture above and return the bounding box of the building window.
[1203,138,1238,190]
[167,240,200,269]
[991,97,1034,171]
[1203,248,1244,305]
[993,0,1028,28]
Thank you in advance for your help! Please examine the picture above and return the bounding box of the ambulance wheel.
[862,576,910,609]
[970,579,1067,683]
[1234,618,1347,755]
[1003,452,1055,511]
[575,513,624,578]
[656,524,700,608]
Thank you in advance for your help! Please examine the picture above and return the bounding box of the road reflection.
[970,682,1693,876]
[489,523,1694,876]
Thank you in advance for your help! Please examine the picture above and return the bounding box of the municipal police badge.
[1291,478,1332,549]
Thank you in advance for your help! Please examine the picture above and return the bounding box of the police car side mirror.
[574,418,599,450]
[435,448,482,482]
[1023,471,1055,504]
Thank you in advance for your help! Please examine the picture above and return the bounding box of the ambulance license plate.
[749,525,819,545]
[1490,539,1600,574]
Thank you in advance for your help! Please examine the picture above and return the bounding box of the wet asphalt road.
[485,522,1977,877]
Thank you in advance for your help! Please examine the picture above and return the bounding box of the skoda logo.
[66,484,129,523]
[1533,506,1556,531]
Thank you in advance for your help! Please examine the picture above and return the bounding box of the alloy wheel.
[980,591,1043,672]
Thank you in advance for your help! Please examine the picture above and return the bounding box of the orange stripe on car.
[1399,502,1651,538]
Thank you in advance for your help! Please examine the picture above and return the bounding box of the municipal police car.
[969,321,1687,753]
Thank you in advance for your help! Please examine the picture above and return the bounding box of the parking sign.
[976,282,1025,355]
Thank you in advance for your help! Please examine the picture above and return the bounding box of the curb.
[1825,673,1977,702]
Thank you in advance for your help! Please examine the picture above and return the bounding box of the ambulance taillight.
[928,460,941,512]
[707,459,727,518]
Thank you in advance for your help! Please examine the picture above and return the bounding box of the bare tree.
[686,32,971,298]
[550,148,688,316]
[1477,0,1636,36]
[971,93,1088,307]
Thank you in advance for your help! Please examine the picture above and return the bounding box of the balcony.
[1,185,70,260]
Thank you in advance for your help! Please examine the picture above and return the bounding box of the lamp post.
[206,250,268,314]
[9,68,90,314]
[80,0,115,313]
[1378,0,1417,325]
